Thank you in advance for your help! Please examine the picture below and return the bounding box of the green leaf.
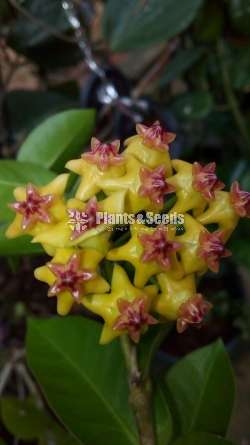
[18,109,95,172]
[6,90,77,135]
[194,0,224,42]
[154,385,173,445]
[159,48,205,87]
[26,316,138,445]
[0,223,43,256]
[8,0,70,49]
[172,432,234,445]
[230,47,250,91]
[1,398,49,440]
[228,0,250,36]
[171,91,214,120]
[138,324,173,379]
[103,0,204,51]
[229,218,250,270]
[165,340,235,436]
[0,160,55,222]
[1,397,80,445]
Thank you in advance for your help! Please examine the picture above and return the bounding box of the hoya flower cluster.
[6,122,250,343]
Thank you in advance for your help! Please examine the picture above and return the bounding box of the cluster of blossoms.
[6,122,250,343]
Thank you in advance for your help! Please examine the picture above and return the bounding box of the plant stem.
[120,335,156,445]
[217,40,250,157]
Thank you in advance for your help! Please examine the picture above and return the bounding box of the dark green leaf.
[165,340,235,436]
[18,109,95,172]
[6,90,77,135]
[230,47,250,91]
[171,91,214,120]
[1,397,80,445]
[154,385,173,445]
[138,324,172,379]
[8,0,70,50]
[194,0,224,42]
[103,0,204,51]
[228,0,250,36]
[159,48,205,87]
[172,432,234,445]
[26,316,138,445]
[0,160,55,222]
[1,398,48,440]
[0,223,43,256]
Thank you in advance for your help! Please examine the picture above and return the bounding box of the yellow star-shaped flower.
[97,156,172,213]
[83,264,158,344]
[6,174,69,239]
[167,160,206,214]
[35,247,109,316]
[177,214,207,275]
[154,272,197,320]
[196,191,239,240]
[32,191,126,254]
[124,135,172,174]
[66,157,125,201]
[107,223,183,288]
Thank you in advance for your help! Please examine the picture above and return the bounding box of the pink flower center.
[139,226,181,269]
[198,230,231,272]
[139,165,175,206]
[230,181,250,218]
[177,294,212,333]
[192,162,224,200]
[113,297,158,343]
[82,137,123,171]
[48,253,95,301]
[136,120,176,151]
[9,184,54,230]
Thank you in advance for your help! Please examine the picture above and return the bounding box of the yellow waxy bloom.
[6,174,69,239]
[34,247,109,316]
[124,135,172,174]
[107,223,183,287]
[97,156,174,213]
[32,191,126,254]
[154,273,197,320]
[177,214,207,275]
[167,160,206,214]
[66,158,125,201]
[196,191,239,240]
[83,264,158,344]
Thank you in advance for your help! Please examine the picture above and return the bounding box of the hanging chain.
[61,0,148,122]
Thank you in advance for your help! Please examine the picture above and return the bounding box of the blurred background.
[0,0,250,444]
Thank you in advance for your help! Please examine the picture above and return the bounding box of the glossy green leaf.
[0,160,55,222]
[0,223,43,256]
[228,0,250,36]
[172,432,234,445]
[26,316,138,445]
[171,91,213,120]
[103,0,204,51]
[165,340,235,436]
[18,109,95,172]
[159,48,205,87]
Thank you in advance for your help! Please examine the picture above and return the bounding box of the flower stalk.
[120,335,156,445]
